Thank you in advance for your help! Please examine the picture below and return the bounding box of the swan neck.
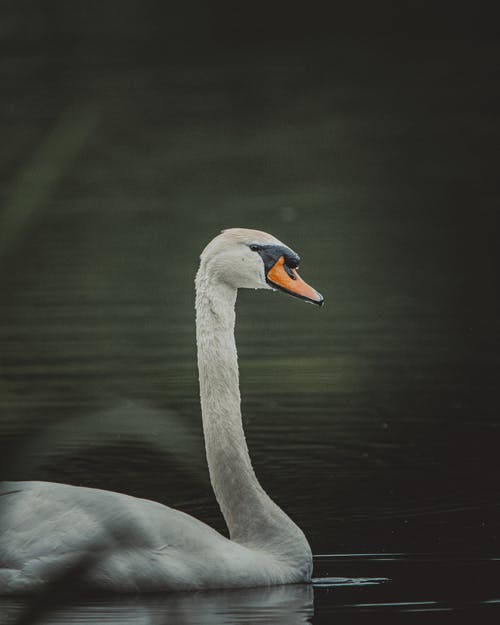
[195,268,311,567]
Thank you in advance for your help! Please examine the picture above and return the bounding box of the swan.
[0,228,324,594]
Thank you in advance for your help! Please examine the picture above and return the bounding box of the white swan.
[0,228,323,594]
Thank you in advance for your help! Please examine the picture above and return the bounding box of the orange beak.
[267,256,324,305]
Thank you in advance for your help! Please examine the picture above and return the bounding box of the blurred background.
[1,0,499,558]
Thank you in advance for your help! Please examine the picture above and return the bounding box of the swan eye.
[249,244,261,252]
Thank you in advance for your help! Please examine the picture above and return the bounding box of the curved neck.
[195,267,311,565]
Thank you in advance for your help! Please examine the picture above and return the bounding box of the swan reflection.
[2,583,313,625]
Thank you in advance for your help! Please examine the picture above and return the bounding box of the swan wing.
[0,481,282,593]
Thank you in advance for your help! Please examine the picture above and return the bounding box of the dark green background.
[1,1,499,560]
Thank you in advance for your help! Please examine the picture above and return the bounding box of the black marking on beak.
[249,244,300,274]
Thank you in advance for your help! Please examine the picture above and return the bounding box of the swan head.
[199,228,324,305]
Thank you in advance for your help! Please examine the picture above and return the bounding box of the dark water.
[1,2,500,622]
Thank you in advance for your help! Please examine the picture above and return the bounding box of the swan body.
[0,228,323,594]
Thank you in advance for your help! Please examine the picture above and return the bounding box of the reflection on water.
[312,576,389,586]
[2,556,500,624]
[1,584,313,625]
